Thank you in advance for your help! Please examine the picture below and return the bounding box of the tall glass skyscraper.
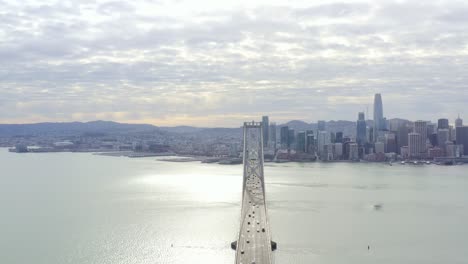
[373,93,384,142]
[437,118,449,130]
[356,112,367,146]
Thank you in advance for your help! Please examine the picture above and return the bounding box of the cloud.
[0,0,467,126]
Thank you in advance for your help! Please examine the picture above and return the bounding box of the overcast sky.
[1,0,467,127]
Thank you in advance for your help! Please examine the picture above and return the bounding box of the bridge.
[231,121,276,264]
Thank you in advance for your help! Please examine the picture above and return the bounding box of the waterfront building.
[414,120,428,155]
[280,126,289,148]
[334,143,343,159]
[446,142,455,157]
[325,144,334,161]
[349,143,359,160]
[262,116,269,147]
[317,131,329,158]
[456,126,468,155]
[296,131,306,152]
[408,132,421,158]
[401,146,409,159]
[269,122,277,149]
[356,112,367,146]
[428,147,444,159]
[373,93,384,142]
[375,142,385,154]
[438,118,449,130]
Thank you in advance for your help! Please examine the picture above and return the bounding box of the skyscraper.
[385,133,397,153]
[306,131,315,154]
[317,131,329,159]
[408,132,421,158]
[288,128,295,149]
[437,128,450,148]
[349,143,359,160]
[356,112,367,146]
[280,126,289,148]
[296,131,306,152]
[317,120,326,131]
[437,118,449,130]
[456,126,468,155]
[262,116,269,147]
[373,93,384,142]
[269,123,277,149]
[414,120,428,155]
[397,125,410,154]
[456,115,463,127]
[335,132,343,143]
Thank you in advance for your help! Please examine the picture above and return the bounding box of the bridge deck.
[234,122,274,264]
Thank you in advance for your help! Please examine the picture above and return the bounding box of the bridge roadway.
[233,121,275,264]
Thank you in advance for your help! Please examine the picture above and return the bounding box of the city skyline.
[1,0,468,126]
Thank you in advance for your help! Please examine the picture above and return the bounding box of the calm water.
[1,148,468,264]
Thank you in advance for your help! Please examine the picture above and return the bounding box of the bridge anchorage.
[231,121,276,264]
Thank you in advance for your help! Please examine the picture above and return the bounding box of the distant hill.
[0,118,390,138]
[158,126,205,133]
[0,120,157,136]
[280,120,313,131]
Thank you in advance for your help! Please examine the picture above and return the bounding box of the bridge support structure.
[232,121,276,264]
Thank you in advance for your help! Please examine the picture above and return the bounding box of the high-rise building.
[414,120,428,155]
[397,125,410,154]
[262,116,269,147]
[456,115,463,127]
[288,128,295,149]
[269,123,277,149]
[356,112,367,146]
[349,143,359,160]
[334,143,343,159]
[317,120,326,131]
[306,131,315,154]
[429,133,438,147]
[427,123,437,135]
[317,131,329,158]
[335,132,343,143]
[456,126,468,155]
[408,132,421,158]
[373,93,384,142]
[280,126,289,148]
[296,131,306,152]
[385,133,397,153]
[449,125,456,141]
[437,129,450,149]
[438,118,449,130]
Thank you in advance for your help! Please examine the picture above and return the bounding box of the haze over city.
[1,0,468,126]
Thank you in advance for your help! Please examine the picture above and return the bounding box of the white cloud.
[0,0,467,126]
